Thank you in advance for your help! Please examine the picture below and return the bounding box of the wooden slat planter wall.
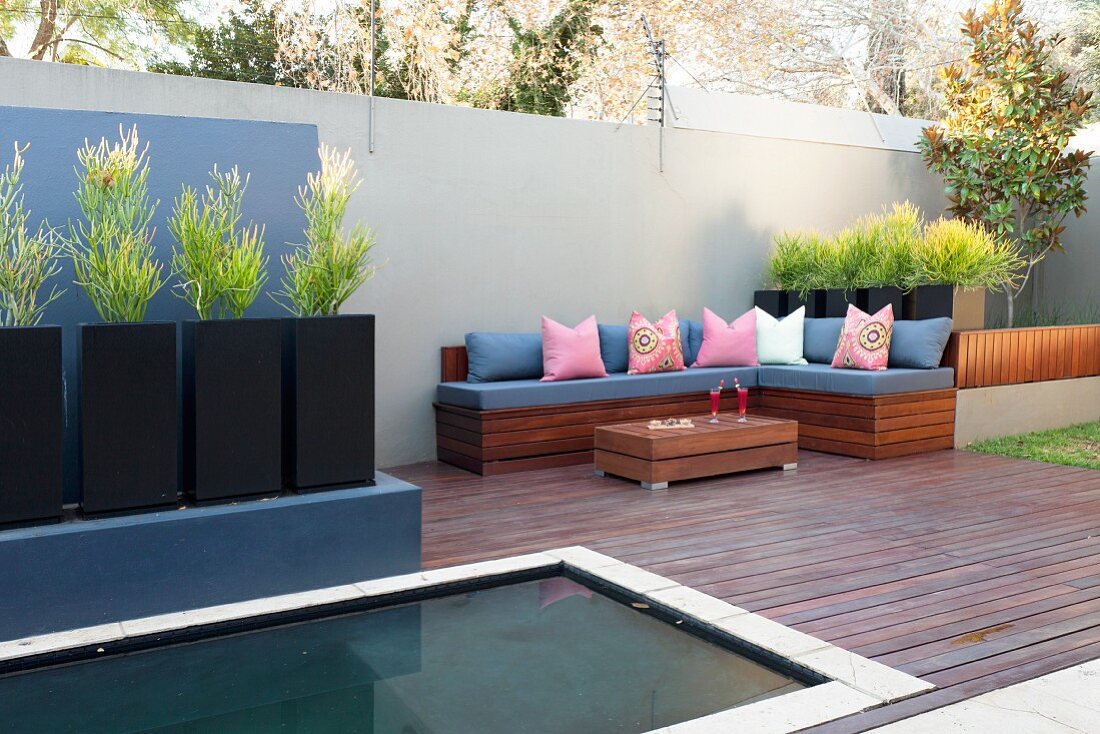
[943,325,1100,389]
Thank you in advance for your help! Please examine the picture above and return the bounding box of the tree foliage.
[494,0,602,116]
[0,0,192,64]
[919,0,1093,325]
[150,0,279,85]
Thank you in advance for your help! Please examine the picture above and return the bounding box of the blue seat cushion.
[803,318,844,364]
[465,332,543,383]
[597,324,629,373]
[890,318,953,369]
[437,367,759,411]
[758,363,954,396]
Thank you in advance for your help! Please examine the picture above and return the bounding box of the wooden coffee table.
[594,415,799,490]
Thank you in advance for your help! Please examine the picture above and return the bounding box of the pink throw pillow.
[628,310,685,375]
[692,307,759,368]
[540,315,608,382]
[831,303,894,371]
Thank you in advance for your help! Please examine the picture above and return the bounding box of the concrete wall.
[0,60,955,467]
[666,86,929,153]
[954,377,1100,447]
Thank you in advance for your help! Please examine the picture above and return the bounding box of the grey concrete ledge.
[0,545,933,732]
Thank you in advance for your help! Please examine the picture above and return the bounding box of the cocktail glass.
[709,389,721,423]
[737,387,748,423]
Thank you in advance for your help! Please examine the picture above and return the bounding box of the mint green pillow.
[755,306,809,365]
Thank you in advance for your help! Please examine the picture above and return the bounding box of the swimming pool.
[0,547,932,733]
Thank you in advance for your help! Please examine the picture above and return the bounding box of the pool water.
[0,577,807,733]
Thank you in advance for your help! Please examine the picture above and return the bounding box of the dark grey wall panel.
[0,473,421,639]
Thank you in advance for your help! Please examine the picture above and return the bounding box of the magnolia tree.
[920,0,1093,326]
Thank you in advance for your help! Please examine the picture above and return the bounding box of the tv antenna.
[617,14,669,172]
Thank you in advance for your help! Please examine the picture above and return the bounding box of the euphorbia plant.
[169,166,268,319]
[919,0,1093,325]
[68,126,165,323]
[0,142,65,326]
[273,145,377,316]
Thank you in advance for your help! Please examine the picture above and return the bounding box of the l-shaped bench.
[435,345,957,475]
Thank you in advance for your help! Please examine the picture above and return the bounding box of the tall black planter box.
[905,284,954,320]
[0,326,63,527]
[183,319,282,503]
[857,287,904,317]
[284,314,375,491]
[753,290,788,318]
[79,322,178,515]
[754,290,806,318]
[807,289,849,318]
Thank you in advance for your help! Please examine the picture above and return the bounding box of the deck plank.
[390,449,1100,732]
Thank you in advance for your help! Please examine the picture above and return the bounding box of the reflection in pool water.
[0,577,805,733]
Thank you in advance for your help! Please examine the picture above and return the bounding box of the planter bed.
[942,324,1100,389]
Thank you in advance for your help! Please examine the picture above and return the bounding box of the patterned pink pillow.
[693,307,759,367]
[540,315,608,382]
[628,310,685,374]
[831,304,894,371]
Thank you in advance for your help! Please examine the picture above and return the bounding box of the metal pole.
[369,0,376,153]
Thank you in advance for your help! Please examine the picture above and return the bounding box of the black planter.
[754,290,808,318]
[807,289,849,318]
[183,319,282,503]
[79,322,178,515]
[0,326,63,527]
[754,290,787,318]
[283,314,375,491]
[857,287,904,317]
[906,284,954,320]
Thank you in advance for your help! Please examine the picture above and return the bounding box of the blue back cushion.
[683,320,703,366]
[889,318,954,369]
[464,332,543,383]
[803,318,844,364]
[598,324,629,373]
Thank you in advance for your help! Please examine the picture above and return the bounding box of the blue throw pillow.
[803,318,844,364]
[598,324,629,373]
[464,332,543,383]
[890,318,954,369]
[683,320,703,366]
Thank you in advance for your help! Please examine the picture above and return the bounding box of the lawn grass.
[969,421,1100,470]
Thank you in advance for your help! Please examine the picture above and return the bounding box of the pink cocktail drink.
[737,387,748,422]
[709,379,725,423]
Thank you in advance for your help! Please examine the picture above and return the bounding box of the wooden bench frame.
[436,346,957,474]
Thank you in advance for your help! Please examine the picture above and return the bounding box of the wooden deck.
[390,449,1100,732]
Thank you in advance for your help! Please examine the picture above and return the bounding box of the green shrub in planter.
[0,142,65,526]
[276,145,377,491]
[169,166,268,319]
[273,145,377,317]
[67,126,177,515]
[169,167,281,503]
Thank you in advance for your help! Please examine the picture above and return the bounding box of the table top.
[595,415,798,461]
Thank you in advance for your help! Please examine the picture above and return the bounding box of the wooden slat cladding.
[755,388,957,461]
[440,346,469,383]
[943,325,1100,388]
[434,393,746,475]
[436,387,955,473]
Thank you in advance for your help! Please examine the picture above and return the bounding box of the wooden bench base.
[754,387,957,461]
[435,392,753,476]
[435,386,956,474]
